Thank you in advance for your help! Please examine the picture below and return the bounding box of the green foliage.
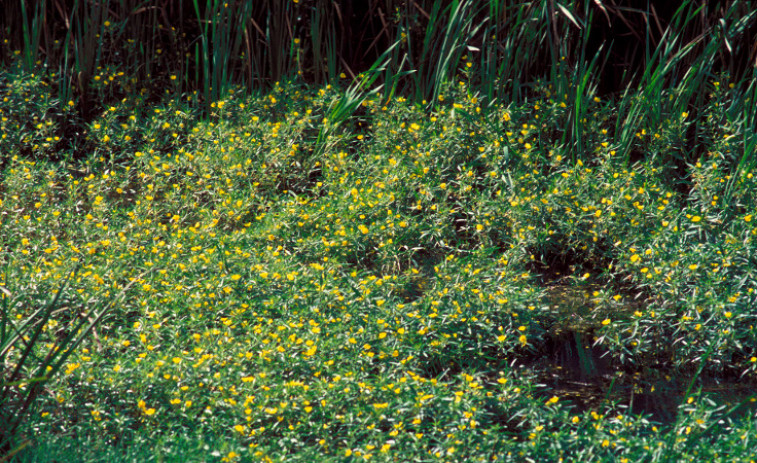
[1,62,757,461]
[1,1,757,461]
[0,263,137,455]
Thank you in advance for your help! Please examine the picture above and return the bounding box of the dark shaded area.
[3,1,755,102]
[584,0,756,96]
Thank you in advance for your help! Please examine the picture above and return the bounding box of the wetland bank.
[2,1,757,461]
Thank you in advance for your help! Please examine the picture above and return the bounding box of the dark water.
[532,285,757,423]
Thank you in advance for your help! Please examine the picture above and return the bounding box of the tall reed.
[192,0,253,112]
[613,1,757,165]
